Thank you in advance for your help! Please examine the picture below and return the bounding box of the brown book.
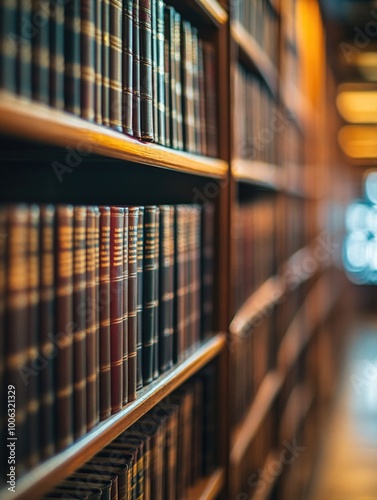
[61,476,112,500]
[86,207,100,429]
[109,0,123,131]
[64,0,80,116]
[81,0,95,121]
[110,207,124,413]
[99,207,111,420]
[77,466,119,499]
[191,28,201,154]
[132,0,141,138]
[55,205,74,451]
[102,0,111,126]
[203,42,218,157]
[163,8,171,148]
[94,0,103,124]
[201,203,215,338]
[49,0,64,109]
[128,207,139,401]
[197,40,207,156]
[136,207,144,390]
[39,205,56,459]
[181,22,195,153]
[173,10,183,150]
[122,207,129,405]
[72,206,87,439]
[122,0,133,135]
[139,0,154,141]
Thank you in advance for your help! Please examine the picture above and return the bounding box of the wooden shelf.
[189,0,228,26]
[250,450,281,500]
[232,160,282,190]
[230,276,284,337]
[186,467,225,500]
[0,92,227,179]
[279,385,314,443]
[1,334,226,500]
[230,371,283,465]
[231,21,279,97]
[281,82,315,132]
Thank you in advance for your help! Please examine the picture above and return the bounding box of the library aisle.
[309,317,377,500]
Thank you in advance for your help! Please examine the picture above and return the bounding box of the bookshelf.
[0,0,349,499]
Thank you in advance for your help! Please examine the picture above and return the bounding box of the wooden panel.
[0,334,226,500]
[189,0,228,26]
[232,160,281,190]
[0,93,228,179]
[186,468,225,500]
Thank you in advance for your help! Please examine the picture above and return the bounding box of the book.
[55,205,74,451]
[181,21,195,154]
[122,0,133,135]
[136,206,144,390]
[32,0,50,104]
[49,0,64,109]
[151,0,158,143]
[173,10,183,150]
[165,6,176,149]
[99,206,111,421]
[64,0,80,116]
[81,0,95,121]
[203,42,218,157]
[72,206,87,439]
[158,205,174,373]
[142,206,159,384]
[128,207,139,401]
[122,207,129,405]
[156,0,165,146]
[39,205,56,459]
[109,0,123,131]
[109,206,124,413]
[102,0,111,126]
[139,0,154,141]
[0,1,17,92]
[201,203,215,338]
[94,0,102,124]
[163,7,171,148]
[18,0,32,99]
[132,0,141,138]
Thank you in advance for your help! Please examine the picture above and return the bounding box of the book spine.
[192,207,201,346]
[109,0,123,131]
[142,206,159,384]
[94,208,101,421]
[64,0,81,116]
[25,205,40,468]
[32,0,49,104]
[122,0,133,135]
[153,208,160,380]
[49,0,64,109]
[166,7,177,149]
[128,207,139,401]
[110,206,124,413]
[174,206,188,362]
[72,206,87,439]
[0,1,17,91]
[201,203,214,338]
[17,0,32,99]
[39,205,56,459]
[158,206,174,373]
[55,204,74,451]
[0,208,5,475]
[102,0,110,126]
[94,0,102,124]
[81,0,95,121]
[173,10,183,150]
[136,207,144,390]
[191,28,201,154]
[187,207,194,349]
[163,7,171,148]
[86,207,100,429]
[181,21,195,154]
[99,206,111,420]
[139,0,154,141]
[203,42,218,157]
[151,0,158,143]
[122,207,129,406]
[197,40,207,156]
[132,0,141,139]
[156,0,165,146]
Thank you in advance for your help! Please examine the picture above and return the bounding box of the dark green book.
[102,0,110,126]
[64,0,81,116]
[17,0,32,99]
[132,0,141,138]
[81,0,95,121]
[157,0,166,146]
[122,0,133,135]
[32,0,49,104]
[0,1,17,92]
[49,0,64,109]
[109,0,122,131]
[151,0,158,143]
[139,0,154,141]
[163,7,171,148]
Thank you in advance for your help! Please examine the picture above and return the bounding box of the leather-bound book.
[198,40,207,156]
[109,206,124,413]
[41,487,102,499]
[55,205,74,451]
[77,466,119,499]
[121,428,151,500]
[201,203,214,338]
[109,0,123,131]
[122,207,129,405]
[60,476,112,500]
[203,42,218,157]
[18,0,32,99]
[64,0,80,116]
[122,0,133,135]
[139,0,154,141]
[102,0,110,126]
[32,0,49,104]
[136,207,144,390]
[49,0,64,109]
[191,28,201,154]
[151,0,159,143]
[39,205,56,459]
[128,207,139,401]
[163,7,171,148]
[165,6,177,149]
[89,454,133,500]
[94,0,102,124]
[173,10,183,150]
[0,1,17,91]
[86,207,100,429]
[99,207,111,420]
[81,0,95,121]
[108,439,144,499]
[132,0,141,138]
[174,206,188,362]
[156,0,166,146]
[72,206,87,439]
[191,206,201,347]
[181,22,195,153]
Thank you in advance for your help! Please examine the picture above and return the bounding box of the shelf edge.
[191,0,228,26]
[232,160,281,190]
[186,467,225,500]
[1,334,226,500]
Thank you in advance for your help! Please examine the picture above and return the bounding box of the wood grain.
[186,468,225,500]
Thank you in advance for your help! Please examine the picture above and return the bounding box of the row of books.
[0,202,214,477]
[233,0,279,65]
[233,65,278,164]
[234,198,276,310]
[231,316,272,426]
[42,365,217,499]
[0,0,218,156]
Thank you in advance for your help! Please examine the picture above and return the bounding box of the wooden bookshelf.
[0,93,228,179]
[279,385,315,442]
[186,467,225,500]
[189,0,228,26]
[0,334,226,500]
[232,160,281,190]
[230,371,283,465]
[249,450,281,500]
[231,21,279,96]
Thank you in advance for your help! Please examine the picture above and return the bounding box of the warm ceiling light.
[338,125,377,158]
[356,52,377,81]
[336,90,377,123]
